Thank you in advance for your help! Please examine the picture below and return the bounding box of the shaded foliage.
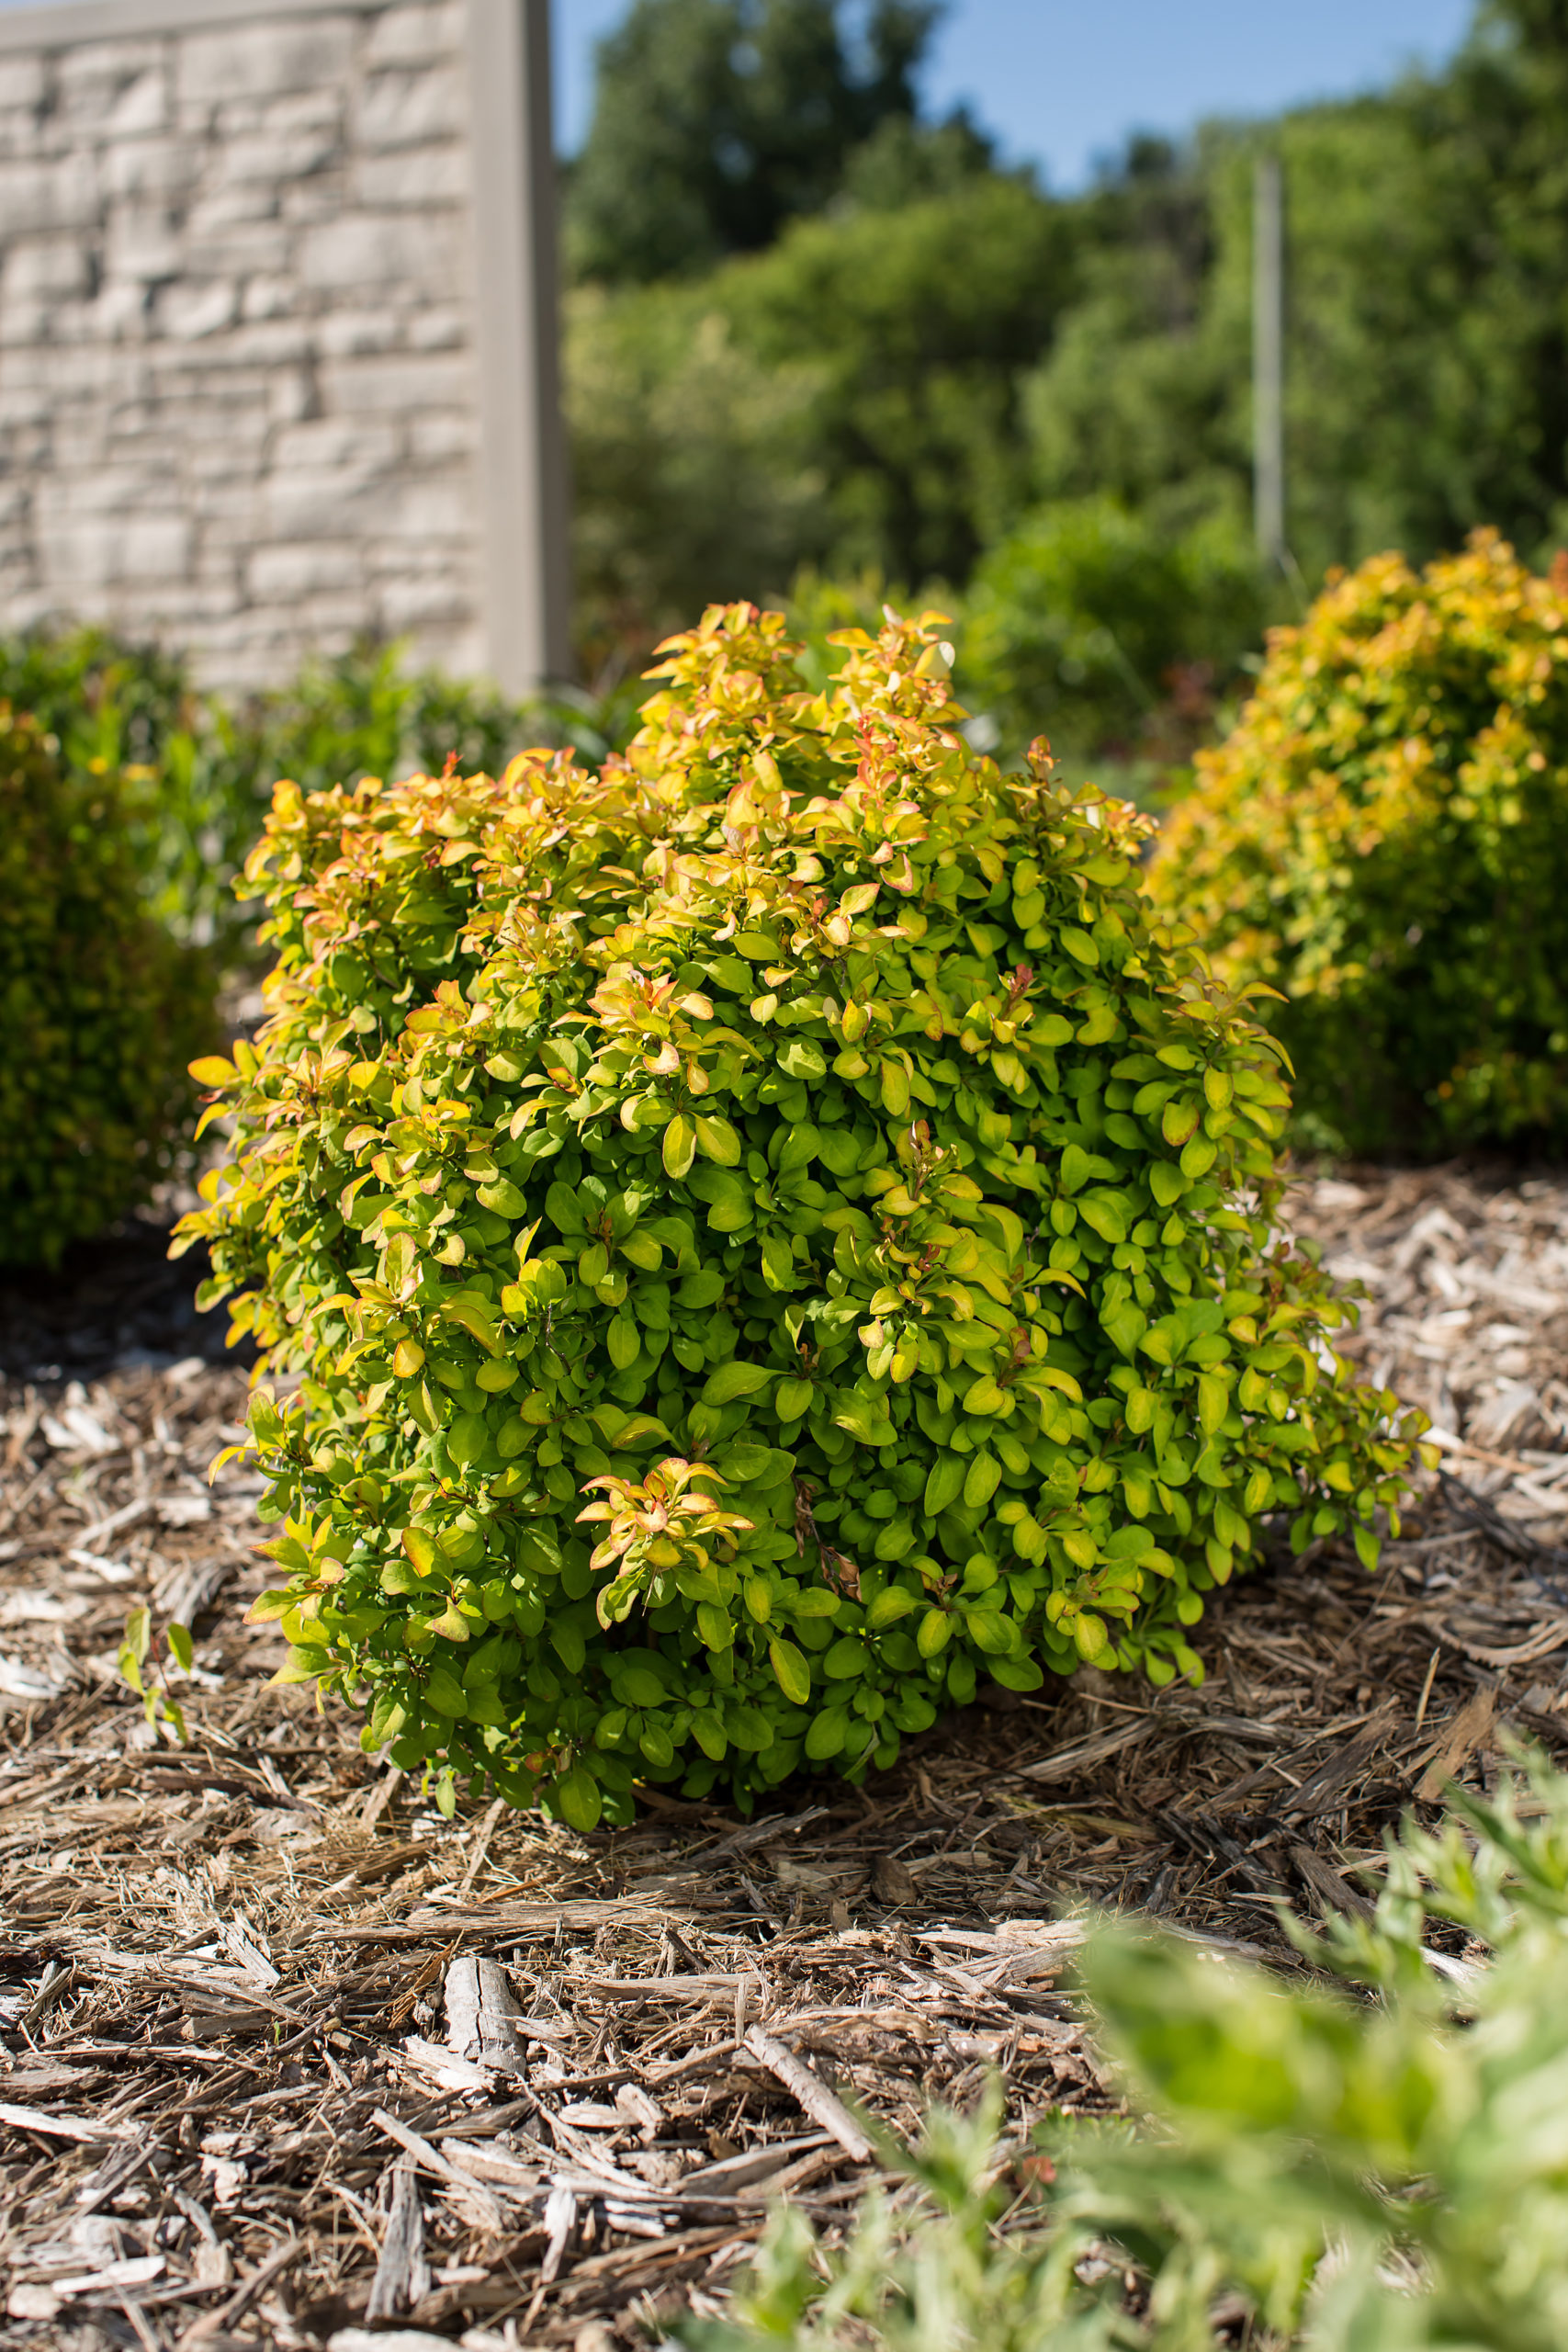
[0,707,215,1267]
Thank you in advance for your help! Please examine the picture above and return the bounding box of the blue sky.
[555,0,1476,187]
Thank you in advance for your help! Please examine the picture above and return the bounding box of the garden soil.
[2,1164,1566,2347]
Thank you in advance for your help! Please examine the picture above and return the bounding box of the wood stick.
[743,2029,875,2165]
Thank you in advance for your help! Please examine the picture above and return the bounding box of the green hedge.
[0,627,638,966]
[0,707,214,1266]
[180,604,1422,1823]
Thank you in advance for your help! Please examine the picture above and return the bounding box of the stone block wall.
[0,0,565,689]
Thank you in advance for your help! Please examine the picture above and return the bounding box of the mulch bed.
[2,1162,1567,2348]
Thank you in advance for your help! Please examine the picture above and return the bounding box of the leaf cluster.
[1151,529,1568,1156]
[0,704,216,1268]
[677,1745,1568,2350]
[180,604,1421,1826]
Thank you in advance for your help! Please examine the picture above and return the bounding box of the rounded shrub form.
[1150,529,1568,1157]
[0,705,213,1266]
[183,606,1424,1825]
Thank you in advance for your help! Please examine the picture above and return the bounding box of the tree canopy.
[567,0,964,284]
[566,0,1568,760]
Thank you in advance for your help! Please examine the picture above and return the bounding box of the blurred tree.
[567,0,951,284]
[958,495,1269,775]
[567,170,1073,663]
[1020,0,1568,580]
[564,0,1568,725]
[566,279,830,673]
[716,175,1074,582]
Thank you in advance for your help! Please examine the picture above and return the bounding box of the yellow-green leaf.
[770,1636,810,1705]
[663,1114,695,1178]
[694,1115,741,1165]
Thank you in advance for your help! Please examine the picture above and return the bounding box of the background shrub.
[0,628,638,967]
[1151,530,1568,1158]
[182,605,1421,1825]
[958,495,1269,781]
[0,706,215,1266]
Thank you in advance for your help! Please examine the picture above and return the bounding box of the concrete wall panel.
[0,0,567,689]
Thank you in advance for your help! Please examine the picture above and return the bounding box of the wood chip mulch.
[2,1161,1567,2349]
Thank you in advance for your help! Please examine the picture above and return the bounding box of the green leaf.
[1149,1161,1186,1207]
[769,1636,811,1705]
[867,1586,917,1629]
[167,1623,194,1672]
[552,1762,603,1833]
[1180,1133,1218,1180]
[775,1377,815,1420]
[545,1181,587,1234]
[427,1602,473,1643]
[963,1608,1015,1656]
[243,1588,296,1624]
[987,1655,1045,1691]
[689,1167,752,1230]
[125,1606,150,1666]
[663,1114,696,1178]
[702,1360,777,1405]
[425,1667,468,1716]
[917,1606,952,1658]
[963,1452,1001,1509]
[615,1663,668,1706]
[804,1704,849,1759]
[441,1299,500,1353]
[761,1231,796,1291]
[696,1601,733,1650]
[923,1454,965,1515]
[477,1177,526,1216]
[1059,1142,1095,1193]
[610,1413,671,1449]
[962,1376,1005,1416]
[447,1412,490,1466]
[694,1115,742,1164]
[834,1393,896,1445]
[789,1589,840,1618]
[552,1621,586,1673]
[1079,1190,1129,1244]
[1197,1372,1231,1434]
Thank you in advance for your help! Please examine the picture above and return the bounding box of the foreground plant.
[178,603,1421,1822]
[679,1747,1568,2351]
